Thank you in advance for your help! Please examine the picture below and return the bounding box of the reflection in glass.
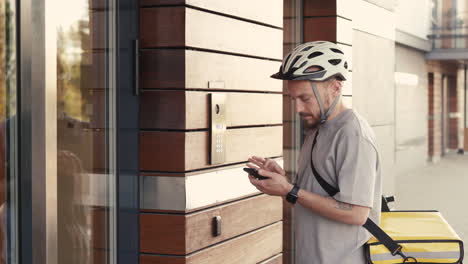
[53,0,112,263]
[0,0,16,263]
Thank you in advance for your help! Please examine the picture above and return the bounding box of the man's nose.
[294,101,303,113]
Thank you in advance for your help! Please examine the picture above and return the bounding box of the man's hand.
[248,170,293,196]
[247,156,285,176]
[246,156,292,197]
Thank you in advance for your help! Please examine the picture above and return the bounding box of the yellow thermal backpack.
[365,210,464,264]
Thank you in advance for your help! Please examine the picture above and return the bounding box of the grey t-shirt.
[293,109,382,264]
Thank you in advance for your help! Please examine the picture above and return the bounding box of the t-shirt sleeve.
[333,130,378,208]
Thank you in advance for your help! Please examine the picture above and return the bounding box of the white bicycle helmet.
[272,41,349,124]
[271,41,348,81]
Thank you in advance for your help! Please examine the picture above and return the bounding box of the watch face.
[287,185,299,204]
[287,193,298,204]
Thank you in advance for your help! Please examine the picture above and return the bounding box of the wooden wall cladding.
[303,0,358,21]
[140,7,282,59]
[139,0,283,28]
[140,49,282,92]
[259,254,283,264]
[465,129,468,150]
[140,126,282,172]
[140,91,282,130]
[303,16,352,46]
[303,17,336,42]
[303,0,336,16]
[140,195,282,254]
[140,222,282,264]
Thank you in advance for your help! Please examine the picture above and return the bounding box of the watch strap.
[286,184,300,204]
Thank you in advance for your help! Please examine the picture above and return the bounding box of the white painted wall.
[395,0,431,39]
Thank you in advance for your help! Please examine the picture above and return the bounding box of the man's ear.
[332,79,343,95]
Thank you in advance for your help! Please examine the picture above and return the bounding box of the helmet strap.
[310,81,341,124]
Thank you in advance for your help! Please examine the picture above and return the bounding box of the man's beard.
[302,118,320,129]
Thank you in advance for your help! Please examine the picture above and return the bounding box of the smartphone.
[243,167,270,180]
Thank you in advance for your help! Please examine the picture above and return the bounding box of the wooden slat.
[140,213,186,254]
[140,91,282,129]
[140,126,282,172]
[464,128,468,150]
[139,91,186,129]
[185,50,282,91]
[303,0,336,17]
[140,222,282,264]
[139,49,185,89]
[304,0,366,21]
[140,0,283,28]
[139,7,185,47]
[303,17,337,43]
[259,254,283,264]
[303,16,352,47]
[140,195,282,254]
[140,7,282,59]
[140,131,185,171]
[140,49,282,92]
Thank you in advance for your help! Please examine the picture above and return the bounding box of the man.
[247,41,382,264]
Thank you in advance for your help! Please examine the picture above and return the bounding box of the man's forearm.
[295,188,370,226]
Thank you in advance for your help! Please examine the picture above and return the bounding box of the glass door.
[44,0,116,263]
[0,0,17,263]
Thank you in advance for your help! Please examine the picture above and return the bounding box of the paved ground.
[394,154,468,253]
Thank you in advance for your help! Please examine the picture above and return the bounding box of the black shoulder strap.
[310,129,406,258]
[310,130,339,197]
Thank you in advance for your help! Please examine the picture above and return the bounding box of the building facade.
[0,0,466,263]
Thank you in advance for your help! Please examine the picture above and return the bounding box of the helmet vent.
[283,53,292,69]
[328,59,341,65]
[290,55,302,68]
[330,48,344,54]
[301,46,314,52]
[307,51,323,59]
[304,66,324,73]
[299,61,307,68]
[344,62,348,69]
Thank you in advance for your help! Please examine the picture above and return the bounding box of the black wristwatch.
[286,184,300,204]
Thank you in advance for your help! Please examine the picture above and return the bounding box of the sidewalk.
[394,154,468,253]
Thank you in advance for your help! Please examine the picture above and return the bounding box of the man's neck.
[326,102,348,121]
